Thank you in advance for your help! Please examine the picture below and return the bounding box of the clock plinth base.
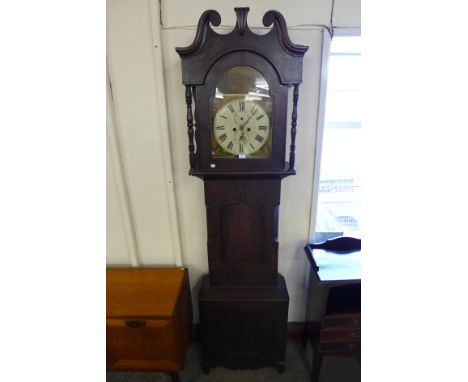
[198,273,289,371]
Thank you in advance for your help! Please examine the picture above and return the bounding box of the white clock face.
[213,98,271,156]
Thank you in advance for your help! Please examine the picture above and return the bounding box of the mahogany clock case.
[176,7,308,372]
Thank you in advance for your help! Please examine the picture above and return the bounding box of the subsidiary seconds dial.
[213,98,271,156]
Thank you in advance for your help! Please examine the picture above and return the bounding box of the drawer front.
[321,328,360,341]
[322,315,360,329]
[320,340,358,354]
[106,318,180,371]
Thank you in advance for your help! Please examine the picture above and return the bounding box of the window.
[312,35,361,243]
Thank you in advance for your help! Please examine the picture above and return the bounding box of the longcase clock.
[176,7,308,372]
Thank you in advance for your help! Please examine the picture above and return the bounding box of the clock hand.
[240,111,255,130]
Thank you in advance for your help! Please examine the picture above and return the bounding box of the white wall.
[107,0,360,322]
[107,0,179,266]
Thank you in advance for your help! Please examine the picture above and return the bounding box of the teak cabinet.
[106,267,192,382]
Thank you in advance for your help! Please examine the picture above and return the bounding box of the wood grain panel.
[106,319,179,369]
[106,268,192,375]
[106,268,185,318]
[204,179,281,286]
[222,197,264,262]
[199,274,289,370]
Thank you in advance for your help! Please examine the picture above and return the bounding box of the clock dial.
[213,99,271,156]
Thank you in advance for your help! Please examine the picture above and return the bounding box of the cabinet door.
[200,300,288,368]
[204,179,281,286]
[106,319,179,371]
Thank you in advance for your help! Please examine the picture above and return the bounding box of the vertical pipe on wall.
[107,72,140,267]
[148,0,183,267]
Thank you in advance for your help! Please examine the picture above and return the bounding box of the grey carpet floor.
[107,340,360,382]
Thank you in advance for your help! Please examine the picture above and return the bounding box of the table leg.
[302,322,308,349]
[170,372,180,382]
[311,341,323,382]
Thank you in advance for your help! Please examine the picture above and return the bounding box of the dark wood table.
[302,237,361,381]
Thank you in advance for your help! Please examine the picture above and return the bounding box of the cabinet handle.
[125,320,146,328]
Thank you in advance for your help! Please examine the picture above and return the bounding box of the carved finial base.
[234,7,250,35]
